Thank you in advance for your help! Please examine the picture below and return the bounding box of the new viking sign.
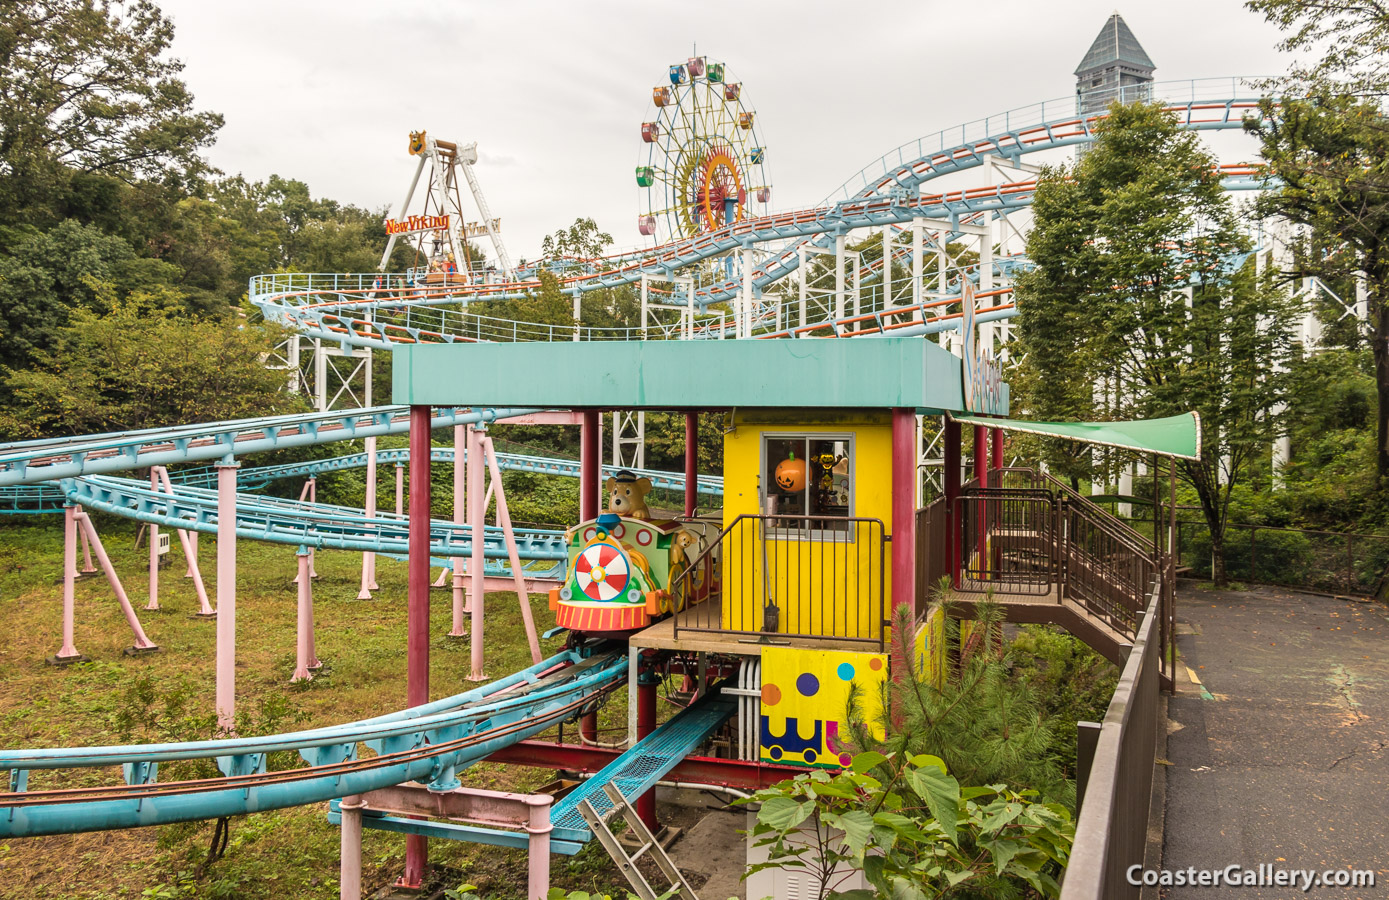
[384,214,449,236]
[960,279,1006,416]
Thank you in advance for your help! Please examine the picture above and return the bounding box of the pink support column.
[991,427,1005,471]
[75,511,158,653]
[340,794,366,900]
[154,467,213,615]
[292,548,319,682]
[215,461,238,731]
[185,530,198,579]
[524,795,553,900]
[78,525,97,574]
[395,462,405,516]
[358,436,378,600]
[891,409,917,619]
[176,527,214,615]
[403,405,432,887]
[450,424,468,637]
[580,410,600,521]
[54,505,82,662]
[481,435,542,664]
[684,412,698,518]
[308,479,319,578]
[468,424,487,681]
[146,469,160,611]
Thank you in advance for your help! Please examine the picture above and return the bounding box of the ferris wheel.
[636,57,772,246]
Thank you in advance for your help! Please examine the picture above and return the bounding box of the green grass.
[0,514,643,899]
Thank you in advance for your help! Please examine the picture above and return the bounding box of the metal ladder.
[577,783,700,900]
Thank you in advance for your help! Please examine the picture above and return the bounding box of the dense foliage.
[848,600,1071,807]
[0,1,415,438]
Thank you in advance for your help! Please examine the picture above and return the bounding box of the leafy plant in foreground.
[741,752,1073,900]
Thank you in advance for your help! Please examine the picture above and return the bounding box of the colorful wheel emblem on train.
[575,542,631,601]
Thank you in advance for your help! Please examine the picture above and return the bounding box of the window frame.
[759,430,856,542]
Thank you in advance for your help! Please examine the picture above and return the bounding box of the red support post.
[891,409,916,618]
[973,424,988,485]
[635,679,658,830]
[580,410,600,521]
[990,427,1005,471]
[943,417,962,584]
[684,412,698,518]
[401,404,432,888]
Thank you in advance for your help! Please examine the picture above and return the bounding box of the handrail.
[672,513,888,649]
[1062,582,1163,899]
[1039,470,1155,558]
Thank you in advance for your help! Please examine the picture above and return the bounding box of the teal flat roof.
[392,339,1005,414]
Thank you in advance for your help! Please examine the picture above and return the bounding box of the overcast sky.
[156,1,1297,262]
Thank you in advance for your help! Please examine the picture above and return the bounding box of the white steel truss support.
[741,245,756,338]
[798,242,861,332]
[641,274,696,341]
[310,344,373,413]
[834,232,846,321]
[911,218,924,313]
[611,410,646,471]
[882,226,893,311]
[458,143,514,278]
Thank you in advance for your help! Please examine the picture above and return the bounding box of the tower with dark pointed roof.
[1076,12,1155,118]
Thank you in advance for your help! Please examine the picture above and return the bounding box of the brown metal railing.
[915,497,949,614]
[671,513,887,649]
[910,468,1170,896]
[955,488,1057,594]
[1062,582,1163,900]
[1060,498,1157,639]
[933,468,1159,642]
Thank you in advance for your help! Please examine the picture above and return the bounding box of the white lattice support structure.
[309,344,373,413]
[611,410,645,471]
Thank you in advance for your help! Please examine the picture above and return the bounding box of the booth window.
[762,434,854,535]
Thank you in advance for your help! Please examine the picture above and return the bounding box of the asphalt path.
[1162,584,1389,898]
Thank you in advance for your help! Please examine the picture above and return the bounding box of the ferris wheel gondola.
[636,56,772,246]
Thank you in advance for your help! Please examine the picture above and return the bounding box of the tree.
[850,601,1069,804]
[0,218,142,371]
[1244,2,1389,483]
[0,0,223,219]
[1013,101,1300,586]
[1246,0,1389,94]
[1245,91,1389,481]
[0,291,307,438]
[540,216,613,263]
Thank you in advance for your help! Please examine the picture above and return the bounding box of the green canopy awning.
[949,412,1201,460]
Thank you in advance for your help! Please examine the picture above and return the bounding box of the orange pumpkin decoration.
[774,453,806,492]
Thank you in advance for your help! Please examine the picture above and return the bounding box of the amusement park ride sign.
[382,214,503,238]
[384,214,450,236]
[960,279,1006,416]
